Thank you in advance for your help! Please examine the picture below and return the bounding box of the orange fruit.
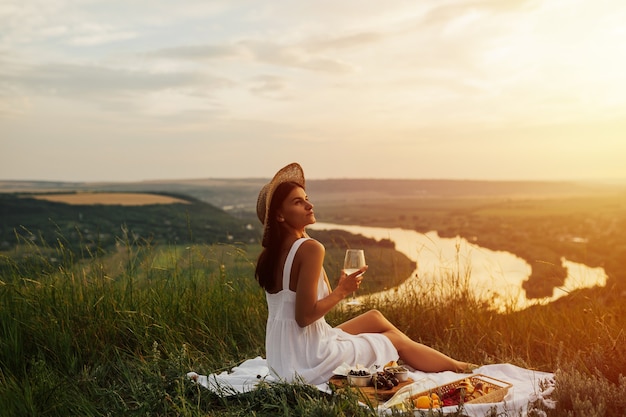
[413,394,442,409]
[414,396,431,409]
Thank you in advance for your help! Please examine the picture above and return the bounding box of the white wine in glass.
[343,249,365,306]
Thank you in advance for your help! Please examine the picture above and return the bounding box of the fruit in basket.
[440,378,488,405]
[413,393,441,409]
[471,382,485,399]
[408,376,506,408]
[442,388,463,406]
[458,378,475,395]
[414,396,430,409]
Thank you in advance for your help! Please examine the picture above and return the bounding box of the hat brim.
[256,163,305,246]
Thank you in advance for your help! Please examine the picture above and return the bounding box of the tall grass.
[0,232,624,416]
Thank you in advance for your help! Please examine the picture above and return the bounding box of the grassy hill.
[0,182,625,416]
[0,192,259,253]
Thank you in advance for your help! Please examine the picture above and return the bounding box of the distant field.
[30,192,190,206]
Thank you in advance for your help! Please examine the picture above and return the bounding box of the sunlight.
[528,0,626,114]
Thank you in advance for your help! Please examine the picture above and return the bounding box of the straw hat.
[256,162,305,246]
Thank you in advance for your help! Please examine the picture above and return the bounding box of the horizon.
[1,176,625,187]
[2,1,626,183]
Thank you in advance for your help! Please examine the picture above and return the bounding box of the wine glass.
[343,249,366,306]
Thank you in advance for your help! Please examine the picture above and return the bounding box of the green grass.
[0,233,625,416]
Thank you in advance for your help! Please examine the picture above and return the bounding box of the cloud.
[242,39,355,73]
[0,1,138,47]
[147,44,244,60]
[418,0,535,27]
[305,31,386,52]
[68,23,137,46]
[10,62,211,94]
[147,38,355,74]
[248,75,290,100]
[0,59,236,118]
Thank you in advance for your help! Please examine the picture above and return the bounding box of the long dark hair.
[255,181,303,291]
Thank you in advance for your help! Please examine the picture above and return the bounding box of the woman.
[255,163,475,385]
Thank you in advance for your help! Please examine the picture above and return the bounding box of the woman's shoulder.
[298,237,325,255]
[293,238,325,271]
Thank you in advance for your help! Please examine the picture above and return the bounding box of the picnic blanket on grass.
[187,357,555,416]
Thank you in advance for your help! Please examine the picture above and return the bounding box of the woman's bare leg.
[337,310,473,373]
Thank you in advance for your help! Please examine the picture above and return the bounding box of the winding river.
[308,222,607,312]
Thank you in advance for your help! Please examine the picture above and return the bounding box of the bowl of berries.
[347,369,373,387]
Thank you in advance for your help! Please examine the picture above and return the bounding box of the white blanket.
[187,358,555,416]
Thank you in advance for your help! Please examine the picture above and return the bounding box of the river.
[308,222,607,312]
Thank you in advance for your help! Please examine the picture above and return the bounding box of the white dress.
[265,237,399,385]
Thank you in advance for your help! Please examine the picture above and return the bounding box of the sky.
[1,0,625,183]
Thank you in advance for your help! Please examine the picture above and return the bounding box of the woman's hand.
[337,265,367,296]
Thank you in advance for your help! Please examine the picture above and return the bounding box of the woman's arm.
[294,240,363,327]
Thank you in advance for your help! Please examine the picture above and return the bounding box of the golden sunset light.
[2,3,626,414]
[1,0,625,182]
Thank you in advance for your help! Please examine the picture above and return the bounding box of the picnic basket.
[418,374,512,405]
[384,374,512,410]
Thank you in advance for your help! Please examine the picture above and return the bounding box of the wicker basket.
[411,374,512,406]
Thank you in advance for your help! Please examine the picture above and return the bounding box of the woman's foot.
[459,363,480,373]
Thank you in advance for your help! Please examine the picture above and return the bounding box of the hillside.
[0,193,258,254]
